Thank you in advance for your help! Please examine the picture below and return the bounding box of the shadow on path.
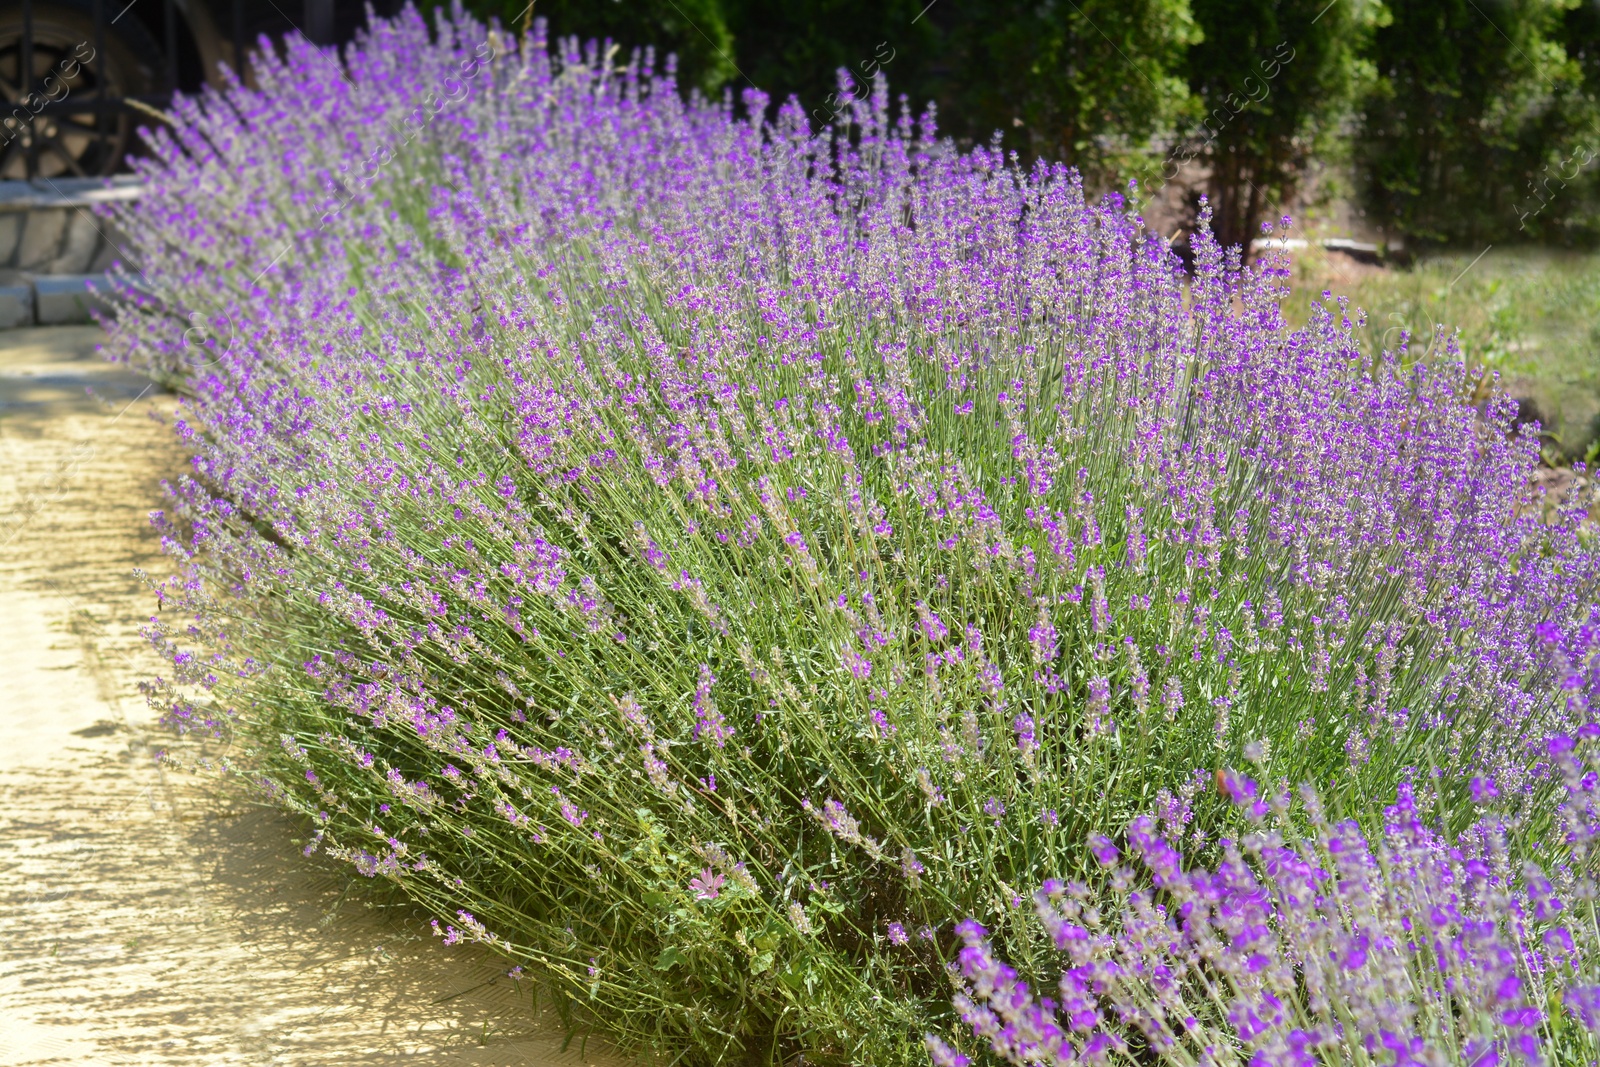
[0,328,627,1067]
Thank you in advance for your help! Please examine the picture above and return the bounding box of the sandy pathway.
[0,328,626,1066]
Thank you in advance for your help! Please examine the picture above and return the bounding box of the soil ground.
[0,327,625,1067]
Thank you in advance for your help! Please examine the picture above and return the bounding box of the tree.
[1357,0,1594,246]
[470,0,739,94]
[932,0,1200,186]
[1183,0,1379,253]
[1548,0,1600,240]
[720,0,941,129]
[468,0,1199,190]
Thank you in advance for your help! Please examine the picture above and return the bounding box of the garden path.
[0,327,626,1067]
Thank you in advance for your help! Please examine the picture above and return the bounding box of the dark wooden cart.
[2,0,404,178]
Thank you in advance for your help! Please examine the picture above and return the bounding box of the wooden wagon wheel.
[0,3,159,179]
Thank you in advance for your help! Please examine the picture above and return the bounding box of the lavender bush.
[105,6,1598,1064]
[934,706,1600,1066]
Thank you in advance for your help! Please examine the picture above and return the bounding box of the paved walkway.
[0,327,624,1066]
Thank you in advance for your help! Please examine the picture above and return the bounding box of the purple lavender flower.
[1028,609,1059,665]
[804,797,883,860]
[1087,834,1119,867]
[552,787,588,829]
[691,663,732,747]
[944,757,1600,1067]
[1012,712,1036,759]
[983,797,1006,827]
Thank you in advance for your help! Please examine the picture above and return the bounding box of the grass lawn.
[1284,245,1600,464]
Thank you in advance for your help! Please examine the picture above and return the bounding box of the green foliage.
[447,0,1600,250]
[1284,245,1600,460]
[476,0,1202,187]
[720,0,1205,187]
[720,0,941,126]
[1565,0,1600,94]
[1357,0,1599,246]
[928,0,1200,184]
[467,0,739,92]
[1185,0,1381,250]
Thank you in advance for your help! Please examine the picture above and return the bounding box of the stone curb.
[0,176,145,213]
[0,273,121,327]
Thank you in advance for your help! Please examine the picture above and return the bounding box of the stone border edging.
[0,273,117,327]
[0,177,144,281]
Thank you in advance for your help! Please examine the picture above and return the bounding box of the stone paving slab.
[34,274,116,326]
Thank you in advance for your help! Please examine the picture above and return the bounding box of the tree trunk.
[1207,150,1268,259]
